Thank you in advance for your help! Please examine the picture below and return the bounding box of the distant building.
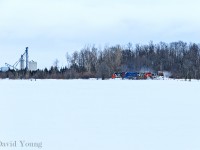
[0,67,9,72]
[29,60,37,71]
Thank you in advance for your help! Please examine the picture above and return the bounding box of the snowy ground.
[0,79,200,150]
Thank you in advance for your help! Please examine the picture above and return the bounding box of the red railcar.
[144,72,153,79]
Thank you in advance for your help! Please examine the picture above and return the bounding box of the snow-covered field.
[0,79,200,150]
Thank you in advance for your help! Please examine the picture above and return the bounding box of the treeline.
[65,41,200,79]
[1,41,200,79]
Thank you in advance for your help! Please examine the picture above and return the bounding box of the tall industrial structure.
[25,47,29,70]
[3,47,37,71]
[20,54,25,70]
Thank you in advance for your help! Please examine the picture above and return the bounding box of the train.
[112,71,164,80]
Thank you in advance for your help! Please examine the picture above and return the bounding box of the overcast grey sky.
[0,0,200,68]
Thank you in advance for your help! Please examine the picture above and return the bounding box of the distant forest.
[1,41,200,79]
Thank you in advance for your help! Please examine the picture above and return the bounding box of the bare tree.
[53,59,59,70]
